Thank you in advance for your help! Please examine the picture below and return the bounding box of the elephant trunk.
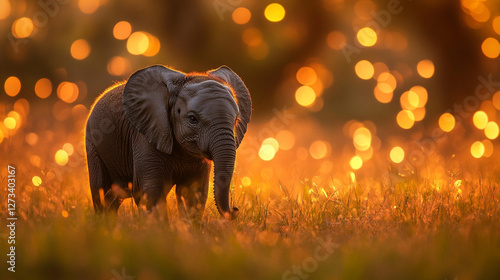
[209,128,239,220]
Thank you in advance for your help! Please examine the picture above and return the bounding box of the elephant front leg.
[175,168,210,222]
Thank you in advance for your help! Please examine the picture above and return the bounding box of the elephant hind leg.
[86,140,121,213]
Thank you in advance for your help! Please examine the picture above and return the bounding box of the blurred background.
[1,0,500,177]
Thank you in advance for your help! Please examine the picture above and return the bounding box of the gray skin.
[85,65,251,220]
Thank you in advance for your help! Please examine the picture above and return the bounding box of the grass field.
[1,112,500,280]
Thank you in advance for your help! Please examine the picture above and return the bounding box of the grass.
[1,118,500,280]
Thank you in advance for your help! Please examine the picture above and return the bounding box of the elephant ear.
[209,66,252,148]
[123,65,185,154]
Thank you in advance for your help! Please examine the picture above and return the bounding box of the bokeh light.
[57,82,79,103]
[55,149,69,166]
[259,143,276,161]
[241,176,251,187]
[390,146,405,163]
[481,37,500,59]
[107,56,131,76]
[264,3,285,23]
[470,141,485,159]
[295,86,316,107]
[354,60,374,80]
[12,17,34,38]
[232,7,251,25]
[113,21,132,40]
[374,86,393,103]
[4,117,17,129]
[326,31,346,50]
[493,16,500,35]
[439,113,455,132]
[397,110,415,129]
[79,0,99,14]
[473,111,488,129]
[417,60,435,78]
[127,32,149,55]
[493,91,500,110]
[349,156,363,170]
[35,78,52,99]
[353,127,372,151]
[357,27,377,47]
[70,39,91,60]
[484,121,499,139]
[309,141,328,160]
[296,67,317,85]
[32,176,42,186]
[0,0,11,20]
[482,139,494,157]
[4,76,21,97]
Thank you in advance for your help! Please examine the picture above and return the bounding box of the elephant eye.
[188,115,198,125]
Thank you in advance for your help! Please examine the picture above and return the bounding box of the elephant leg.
[86,140,115,213]
[176,165,210,221]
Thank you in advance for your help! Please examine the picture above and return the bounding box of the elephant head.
[123,65,251,219]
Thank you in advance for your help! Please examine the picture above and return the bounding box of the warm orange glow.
[32,176,42,186]
[372,62,389,79]
[79,0,99,14]
[400,91,418,110]
[55,149,69,166]
[390,146,405,163]
[374,86,393,103]
[354,0,377,20]
[143,33,161,57]
[377,72,397,93]
[354,60,374,80]
[397,110,415,129]
[309,141,328,160]
[439,113,455,132]
[4,76,21,97]
[353,127,372,151]
[232,7,251,25]
[493,16,500,35]
[410,86,428,108]
[295,86,316,107]
[57,82,79,103]
[412,107,426,122]
[127,32,149,55]
[275,130,295,150]
[264,3,285,22]
[242,28,263,47]
[326,31,346,50]
[4,117,17,129]
[63,143,74,156]
[0,0,11,20]
[62,210,69,218]
[482,139,494,157]
[35,78,52,99]
[248,42,269,60]
[107,56,131,76]
[263,138,279,152]
[241,177,251,187]
[26,133,39,146]
[357,27,377,47]
[296,67,317,85]
[350,156,363,170]
[493,91,500,110]
[417,60,435,78]
[12,17,34,38]
[70,39,91,60]
[473,111,488,129]
[481,37,500,59]
[484,122,499,139]
[259,143,276,161]
[470,141,484,158]
[113,21,132,40]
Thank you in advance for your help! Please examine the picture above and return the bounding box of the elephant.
[85,65,251,220]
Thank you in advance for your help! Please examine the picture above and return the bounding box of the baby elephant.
[85,65,251,220]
